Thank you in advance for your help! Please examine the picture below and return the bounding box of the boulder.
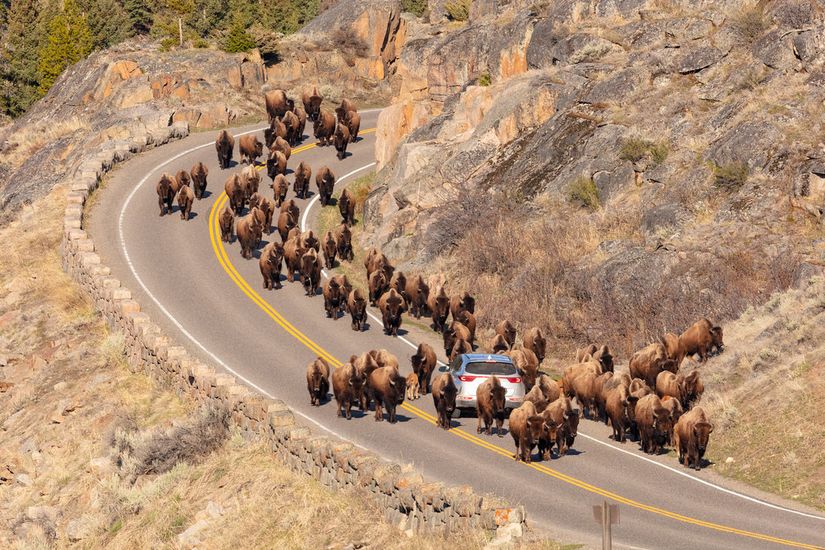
[677,45,724,74]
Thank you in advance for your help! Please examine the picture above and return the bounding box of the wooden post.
[592,501,619,550]
[178,17,183,47]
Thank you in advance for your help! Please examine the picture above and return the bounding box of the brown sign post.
[592,501,620,550]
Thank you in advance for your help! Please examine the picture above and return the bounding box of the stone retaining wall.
[59,120,527,539]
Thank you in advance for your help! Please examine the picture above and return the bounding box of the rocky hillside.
[365,0,825,357]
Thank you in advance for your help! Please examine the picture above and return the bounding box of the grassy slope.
[0,184,568,547]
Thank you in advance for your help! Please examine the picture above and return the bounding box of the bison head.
[491,384,507,418]
[693,421,713,455]
[710,326,724,354]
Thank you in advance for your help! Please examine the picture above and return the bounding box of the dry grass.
[2,116,89,170]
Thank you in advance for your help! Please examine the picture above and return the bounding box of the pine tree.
[222,15,254,52]
[123,0,151,35]
[188,0,227,38]
[37,0,93,94]
[82,0,132,49]
[1,0,41,116]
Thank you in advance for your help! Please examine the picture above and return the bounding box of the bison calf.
[405,372,420,401]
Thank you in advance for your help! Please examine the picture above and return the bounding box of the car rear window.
[464,361,517,376]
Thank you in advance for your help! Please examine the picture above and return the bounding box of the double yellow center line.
[205,129,822,550]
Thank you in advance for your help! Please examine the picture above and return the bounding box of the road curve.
[88,110,825,549]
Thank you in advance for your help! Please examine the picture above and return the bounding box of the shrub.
[618,137,669,167]
[223,19,257,53]
[731,5,769,43]
[567,176,600,209]
[478,70,491,86]
[712,161,749,190]
[331,28,369,57]
[445,0,471,21]
[401,0,428,16]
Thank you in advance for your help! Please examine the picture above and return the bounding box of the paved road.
[88,110,825,549]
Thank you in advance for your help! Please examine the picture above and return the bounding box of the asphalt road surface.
[88,109,825,549]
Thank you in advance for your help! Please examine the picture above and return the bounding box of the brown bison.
[239,134,263,165]
[265,88,289,123]
[315,166,335,206]
[428,286,451,333]
[346,110,361,141]
[270,135,291,160]
[444,321,472,357]
[592,371,614,424]
[630,377,653,400]
[567,369,598,419]
[293,161,312,199]
[224,173,244,215]
[334,223,354,261]
[267,149,287,181]
[332,360,365,419]
[538,397,574,459]
[404,275,430,319]
[369,349,400,371]
[306,357,330,406]
[635,394,674,455]
[156,174,175,216]
[322,231,337,269]
[477,375,507,436]
[280,197,299,219]
[176,180,194,220]
[190,162,208,199]
[271,174,289,206]
[389,270,407,297]
[450,291,476,321]
[334,124,351,160]
[378,288,406,336]
[322,275,346,319]
[302,86,323,122]
[656,370,704,409]
[522,327,547,364]
[674,406,713,470]
[605,383,639,443]
[629,342,678,388]
[277,210,296,243]
[175,169,191,191]
[259,241,284,290]
[575,344,598,362]
[509,401,557,463]
[367,366,406,423]
[293,105,307,141]
[364,247,390,278]
[300,248,322,296]
[535,374,562,403]
[264,118,287,148]
[338,98,356,117]
[346,288,368,332]
[339,188,355,225]
[523,384,549,413]
[299,229,320,253]
[667,318,725,364]
[460,311,477,346]
[282,110,301,146]
[495,320,517,350]
[507,348,539,390]
[283,237,305,282]
[215,129,234,169]
[314,109,336,146]
[431,372,458,430]
[257,196,275,235]
[491,334,510,353]
[236,208,262,259]
[405,372,420,400]
[368,270,389,306]
[450,338,472,362]
[410,343,437,394]
[219,206,234,242]
[240,165,261,202]
[661,395,684,446]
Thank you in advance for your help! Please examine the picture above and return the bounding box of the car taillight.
[459,375,478,382]
[505,376,522,384]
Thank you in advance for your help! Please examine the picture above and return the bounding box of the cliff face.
[364,0,825,353]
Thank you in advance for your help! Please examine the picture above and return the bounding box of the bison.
[656,370,704,410]
[239,134,263,165]
[322,231,337,269]
[315,166,335,206]
[495,320,517,350]
[367,366,406,423]
[293,161,312,199]
[605,383,639,443]
[346,110,361,141]
[236,209,262,259]
[347,288,368,332]
[156,174,175,216]
[368,270,388,306]
[302,86,323,122]
[293,105,307,142]
[333,124,351,160]
[277,210,296,243]
[332,360,365,419]
[334,223,354,262]
[300,248,322,296]
[271,173,289,206]
[322,276,346,319]
[507,348,539,391]
[190,162,208,199]
[592,371,614,424]
[431,372,458,430]
[219,206,234,242]
[264,118,287,148]
[176,180,194,220]
[282,237,305,283]
[265,88,289,122]
[635,394,673,454]
[460,311,477,347]
[428,286,450,333]
[300,229,320,253]
[259,241,284,290]
[450,291,476,321]
[270,135,291,160]
[240,164,261,202]
[674,406,713,470]
[629,342,678,388]
[538,397,575,460]
[661,395,684,446]
[509,401,557,463]
[215,129,234,169]
[378,288,406,336]
[403,275,429,319]
[410,343,437,395]
[449,338,472,362]
[674,318,724,364]
[282,110,301,146]
[267,149,287,181]
[405,372,420,400]
[443,321,471,357]
[522,327,547,364]
[477,375,507,436]
[224,173,244,215]
[339,188,355,225]
[313,109,336,146]
[306,357,330,406]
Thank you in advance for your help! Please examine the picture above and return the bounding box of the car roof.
[460,353,513,364]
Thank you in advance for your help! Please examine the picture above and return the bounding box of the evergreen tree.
[123,0,151,35]
[1,0,41,116]
[83,0,132,49]
[188,0,227,38]
[37,0,93,93]
[222,15,254,52]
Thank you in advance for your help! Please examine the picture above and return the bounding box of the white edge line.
[301,160,825,524]
[117,122,378,451]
